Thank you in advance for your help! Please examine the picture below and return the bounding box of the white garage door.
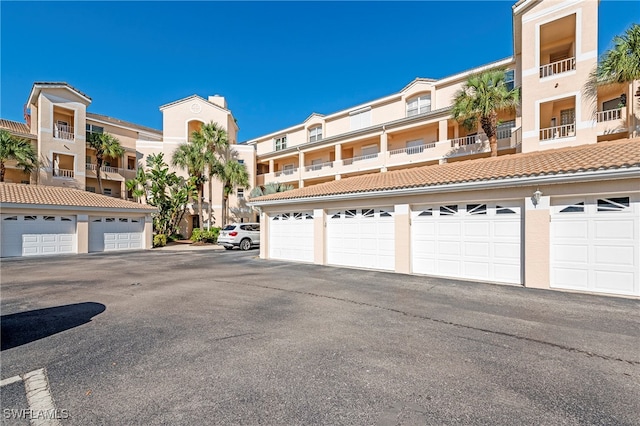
[89,217,144,252]
[412,202,522,284]
[326,207,395,271]
[269,211,315,262]
[1,214,77,257]
[551,196,639,296]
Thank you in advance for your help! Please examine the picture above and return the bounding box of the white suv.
[218,223,260,251]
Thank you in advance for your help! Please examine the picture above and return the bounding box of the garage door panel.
[89,217,145,252]
[412,203,522,284]
[553,267,589,288]
[554,220,588,239]
[269,212,315,263]
[553,244,589,263]
[594,219,634,239]
[594,246,634,266]
[593,271,635,293]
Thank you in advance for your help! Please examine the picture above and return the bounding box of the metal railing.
[450,135,481,148]
[496,127,513,140]
[343,153,379,165]
[86,163,121,174]
[53,168,74,178]
[539,57,576,78]
[305,161,333,172]
[54,124,74,141]
[596,108,622,122]
[275,168,297,177]
[389,143,436,156]
[540,123,575,141]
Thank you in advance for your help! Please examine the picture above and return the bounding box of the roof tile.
[0,119,34,137]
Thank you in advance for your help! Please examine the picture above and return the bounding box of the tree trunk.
[489,135,498,157]
[96,158,104,195]
[480,112,499,157]
[208,177,213,229]
[197,184,204,231]
[0,161,5,182]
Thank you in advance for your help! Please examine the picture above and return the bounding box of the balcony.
[540,123,576,141]
[54,124,74,141]
[596,107,627,136]
[53,168,74,178]
[85,163,125,182]
[342,152,379,166]
[305,161,334,172]
[389,143,436,156]
[540,57,575,78]
[274,167,298,178]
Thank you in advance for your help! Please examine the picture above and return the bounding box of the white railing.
[540,57,575,78]
[540,123,575,141]
[54,124,74,140]
[86,163,121,174]
[86,163,96,171]
[389,143,436,156]
[275,168,297,177]
[305,161,333,172]
[343,152,379,165]
[496,127,513,140]
[450,135,481,148]
[597,108,622,122]
[53,168,74,178]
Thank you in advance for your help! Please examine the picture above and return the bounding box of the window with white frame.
[309,126,322,142]
[406,94,431,117]
[237,188,244,199]
[274,135,287,151]
[349,107,371,130]
[86,124,104,136]
[103,188,112,196]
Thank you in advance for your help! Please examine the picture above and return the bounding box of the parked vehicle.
[218,223,260,251]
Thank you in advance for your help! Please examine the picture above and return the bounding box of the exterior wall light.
[532,189,543,207]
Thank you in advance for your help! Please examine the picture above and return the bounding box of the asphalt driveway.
[1,250,639,425]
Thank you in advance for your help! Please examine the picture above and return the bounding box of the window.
[119,218,128,223]
[86,186,96,193]
[496,206,516,215]
[418,209,433,216]
[345,209,357,218]
[560,109,575,126]
[309,126,322,142]
[238,159,245,164]
[560,202,584,213]
[86,156,92,164]
[597,197,629,212]
[406,94,431,117]
[283,164,295,175]
[467,204,487,215]
[237,188,244,199]
[61,217,72,222]
[25,215,36,221]
[4,216,17,221]
[20,180,30,185]
[274,135,287,151]
[439,205,458,216]
[379,210,392,217]
[361,144,379,157]
[44,216,56,221]
[92,218,102,222]
[86,124,104,136]
[602,98,622,111]
[362,209,374,218]
[349,107,371,130]
[505,70,515,91]
[105,217,115,222]
[103,188,112,195]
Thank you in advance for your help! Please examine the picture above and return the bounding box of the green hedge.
[153,234,167,247]
[190,227,220,243]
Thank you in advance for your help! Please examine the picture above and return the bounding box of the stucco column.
[268,160,274,174]
[298,150,305,187]
[380,131,388,172]
[313,209,325,265]
[335,144,342,162]
[144,214,153,249]
[259,210,268,259]
[77,214,89,254]
[394,204,411,274]
[524,195,550,289]
[438,119,448,142]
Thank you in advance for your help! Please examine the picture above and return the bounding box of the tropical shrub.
[153,234,167,247]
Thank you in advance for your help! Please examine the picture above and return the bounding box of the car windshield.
[222,225,236,231]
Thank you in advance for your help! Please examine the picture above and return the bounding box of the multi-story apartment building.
[247,0,640,298]
[0,83,254,238]
[247,0,636,189]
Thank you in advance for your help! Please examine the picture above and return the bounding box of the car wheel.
[239,239,251,251]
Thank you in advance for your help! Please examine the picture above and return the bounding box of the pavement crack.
[228,279,640,366]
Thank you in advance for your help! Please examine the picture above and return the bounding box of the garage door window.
[467,204,487,215]
[44,216,55,221]
[597,197,629,212]
[496,206,517,214]
[363,209,374,218]
[417,209,433,217]
[345,210,357,218]
[106,218,115,222]
[25,216,36,221]
[61,217,72,221]
[559,202,584,213]
[4,216,17,221]
[440,205,458,216]
[379,210,392,217]
[119,218,128,223]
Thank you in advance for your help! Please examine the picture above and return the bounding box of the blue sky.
[1,1,637,142]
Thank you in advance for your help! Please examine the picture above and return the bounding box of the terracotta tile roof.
[0,183,156,211]
[251,138,640,203]
[87,112,162,136]
[0,119,34,137]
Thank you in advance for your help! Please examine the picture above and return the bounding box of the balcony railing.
[275,168,297,177]
[343,152,379,165]
[86,163,125,174]
[496,127,513,140]
[597,108,622,122]
[53,168,74,178]
[54,124,74,141]
[540,57,576,78]
[450,135,481,148]
[305,161,333,172]
[540,123,576,141]
[389,143,436,156]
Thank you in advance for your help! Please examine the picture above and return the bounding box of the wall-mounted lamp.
[532,189,543,207]
[620,93,627,107]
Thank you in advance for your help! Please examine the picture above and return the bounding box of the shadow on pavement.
[1,302,106,351]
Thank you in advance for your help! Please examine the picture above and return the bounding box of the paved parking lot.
[1,249,639,425]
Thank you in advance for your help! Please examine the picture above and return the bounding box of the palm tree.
[249,182,294,198]
[214,157,249,226]
[87,132,124,194]
[191,121,229,229]
[0,129,37,183]
[590,24,640,137]
[451,69,520,157]
[172,138,208,231]
[125,166,147,203]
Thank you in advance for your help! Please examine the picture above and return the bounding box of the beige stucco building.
[247,0,640,298]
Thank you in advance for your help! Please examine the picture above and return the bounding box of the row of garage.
[266,195,639,297]
[1,214,145,257]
